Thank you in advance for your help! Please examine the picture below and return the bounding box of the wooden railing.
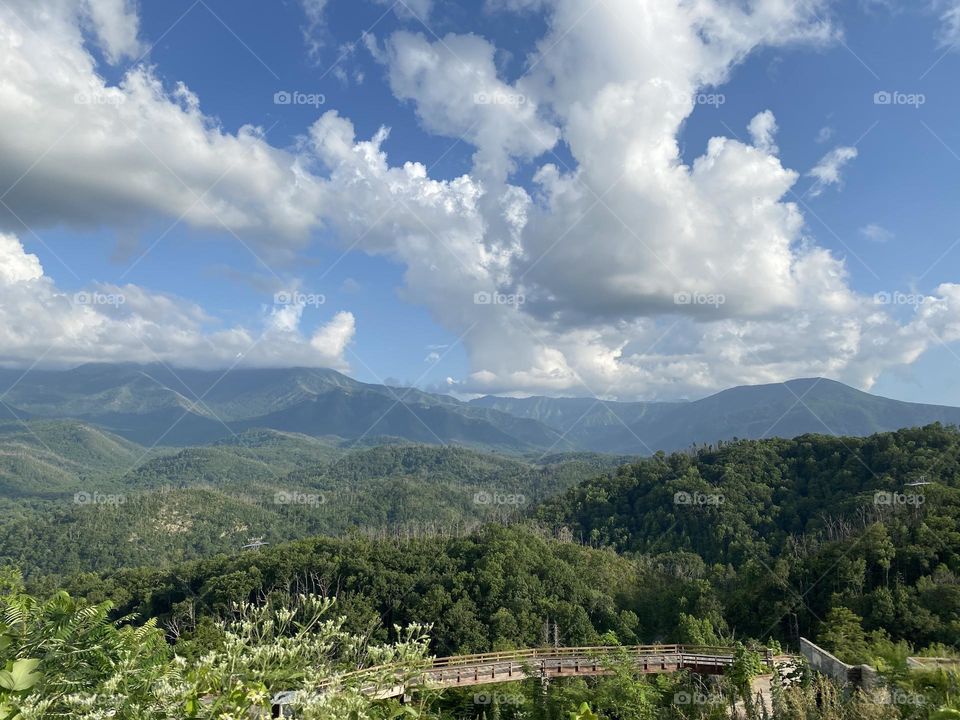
[272,644,750,710]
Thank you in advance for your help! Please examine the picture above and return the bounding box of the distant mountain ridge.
[471,378,960,452]
[1,364,959,453]
[0,364,568,451]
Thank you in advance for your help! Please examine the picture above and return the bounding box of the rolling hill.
[0,442,627,578]
[0,420,145,496]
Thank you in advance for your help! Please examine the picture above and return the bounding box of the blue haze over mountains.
[2,364,960,454]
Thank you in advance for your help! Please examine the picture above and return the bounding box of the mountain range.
[1,363,959,454]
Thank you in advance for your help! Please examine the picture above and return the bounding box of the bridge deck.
[275,644,753,709]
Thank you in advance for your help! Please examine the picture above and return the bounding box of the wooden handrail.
[311,644,742,691]
[426,644,735,666]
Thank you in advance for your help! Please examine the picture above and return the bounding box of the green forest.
[3,425,960,718]
[0,423,628,579]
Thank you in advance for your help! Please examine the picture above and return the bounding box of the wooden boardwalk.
[421,645,741,688]
[273,644,757,713]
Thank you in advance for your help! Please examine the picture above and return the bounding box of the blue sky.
[2,0,960,403]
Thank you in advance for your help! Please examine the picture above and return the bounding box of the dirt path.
[732,656,803,717]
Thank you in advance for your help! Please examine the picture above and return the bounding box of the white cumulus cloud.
[0,233,355,370]
[3,0,960,400]
[749,110,779,154]
[0,0,324,257]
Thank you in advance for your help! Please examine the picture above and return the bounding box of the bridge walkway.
[273,644,764,713]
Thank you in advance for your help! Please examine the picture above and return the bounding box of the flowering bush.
[0,568,432,719]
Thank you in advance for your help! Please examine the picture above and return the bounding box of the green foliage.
[0,575,171,719]
[568,703,599,720]
[64,525,642,656]
[677,614,722,646]
[0,420,144,497]
[0,580,432,719]
[931,709,960,719]
[818,608,871,665]
[728,642,765,696]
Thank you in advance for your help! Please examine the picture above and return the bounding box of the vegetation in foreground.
[3,569,960,719]
[0,571,960,720]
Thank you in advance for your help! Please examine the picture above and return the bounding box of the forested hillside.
[0,420,145,496]
[61,526,642,657]
[0,437,627,579]
[9,424,958,653]
[536,424,960,648]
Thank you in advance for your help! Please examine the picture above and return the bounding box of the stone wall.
[799,637,854,685]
